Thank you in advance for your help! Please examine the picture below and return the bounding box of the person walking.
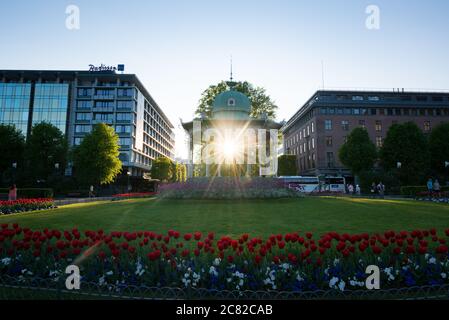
[356,184,361,196]
[8,184,17,201]
[89,185,95,198]
[434,179,441,195]
[427,178,433,194]
[377,182,385,199]
[371,182,377,198]
[348,184,354,195]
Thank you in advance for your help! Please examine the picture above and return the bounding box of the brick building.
[281,90,449,179]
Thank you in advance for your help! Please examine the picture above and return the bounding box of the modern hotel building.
[0,69,175,177]
[282,89,449,178]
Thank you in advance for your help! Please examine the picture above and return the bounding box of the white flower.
[213,258,221,266]
[329,277,339,288]
[429,257,437,264]
[441,273,447,279]
[106,271,113,276]
[333,259,340,266]
[1,258,11,266]
[338,280,346,292]
[239,279,244,287]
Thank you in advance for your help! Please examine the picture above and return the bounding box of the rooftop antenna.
[230,55,234,82]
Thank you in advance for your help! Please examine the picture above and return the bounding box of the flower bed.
[415,192,449,204]
[1,224,449,292]
[112,192,157,200]
[0,199,55,215]
[159,177,300,199]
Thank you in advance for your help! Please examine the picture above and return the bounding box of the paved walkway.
[54,197,114,206]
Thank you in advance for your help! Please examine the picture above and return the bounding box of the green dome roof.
[212,89,251,120]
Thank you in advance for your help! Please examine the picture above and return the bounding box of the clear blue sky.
[1,0,449,158]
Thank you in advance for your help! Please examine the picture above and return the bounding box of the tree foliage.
[72,123,122,186]
[338,128,378,175]
[151,157,174,182]
[277,155,298,176]
[196,81,278,119]
[26,122,68,181]
[380,122,430,185]
[0,124,26,186]
[429,122,449,178]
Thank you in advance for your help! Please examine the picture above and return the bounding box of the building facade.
[0,69,175,176]
[282,90,449,178]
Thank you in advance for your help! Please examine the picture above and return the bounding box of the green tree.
[338,127,378,176]
[277,155,297,176]
[0,124,26,185]
[26,122,68,182]
[72,123,122,186]
[196,81,278,119]
[151,157,174,182]
[429,122,449,178]
[380,122,430,185]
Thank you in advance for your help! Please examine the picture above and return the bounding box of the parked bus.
[324,176,346,193]
[278,176,320,193]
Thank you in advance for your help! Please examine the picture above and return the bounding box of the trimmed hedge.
[0,188,53,199]
[400,186,449,197]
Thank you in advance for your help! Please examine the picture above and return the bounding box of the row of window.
[285,122,315,148]
[318,94,447,103]
[75,112,134,122]
[319,107,449,117]
[77,88,136,98]
[324,119,432,132]
[77,100,136,109]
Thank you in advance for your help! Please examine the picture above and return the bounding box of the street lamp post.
[127,169,132,192]
[12,162,17,185]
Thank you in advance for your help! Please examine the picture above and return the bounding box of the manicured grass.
[1,197,449,237]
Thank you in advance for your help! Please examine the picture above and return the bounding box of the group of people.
[370,182,386,198]
[427,178,441,193]
[346,184,361,195]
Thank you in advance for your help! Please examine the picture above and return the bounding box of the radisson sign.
[88,64,125,72]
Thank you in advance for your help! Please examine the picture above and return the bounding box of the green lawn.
[1,197,449,237]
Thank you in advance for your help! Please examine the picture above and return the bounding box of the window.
[117,101,134,109]
[117,113,132,121]
[424,121,431,132]
[77,88,92,97]
[311,122,315,133]
[94,113,113,121]
[115,125,131,133]
[353,108,360,115]
[77,100,92,109]
[352,96,364,101]
[75,125,91,133]
[325,120,332,130]
[326,136,333,147]
[341,120,349,131]
[359,120,366,128]
[312,138,315,149]
[76,113,91,121]
[368,96,380,101]
[119,138,131,146]
[375,120,382,132]
[227,98,235,106]
[118,88,134,97]
[376,136,383,148]
[370,108,377,115]
[96,89,114,96]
